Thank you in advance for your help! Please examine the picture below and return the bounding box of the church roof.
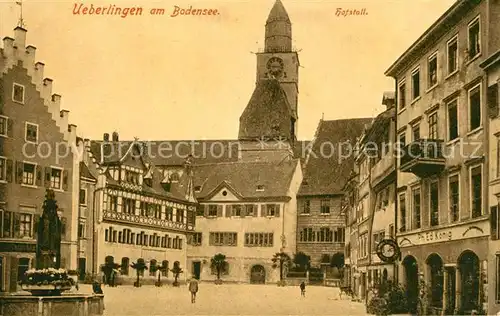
[193,160,299,201]
[267,0,291,23]
[238,79,294,140]
[298,118,373,197]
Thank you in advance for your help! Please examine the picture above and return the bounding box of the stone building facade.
[0,26,79,292]
[385,0,499,313]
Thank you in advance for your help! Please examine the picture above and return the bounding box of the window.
[412,187,421,230]
[256,185,264,191]
[430,181,439,226]
[25,123,38,143]
[0,116,8,136]
[412,68,420,100]
[320,200,330,214]
[50,168,62,189]
[122,198,136,215]
[301,200,310,214]
[412,124,420,141]
[399,193,406,232]
[447,99,459,141]
[428,255,444,308]
[244,233,274,247]
[334,227,345,243]
[22,163,36,185]
[265,204,280,217]
[121,257,129,276]
[372,231,385,253]
[468,17,481,59]
[12,83,25,103]
[399,132,406,148]
[0,157,6,181]
[489,84,499,117]
[196,204,204,216]
[496,254,500,302]
[166,207,174,220]
[19,213,32,238]
[399,81,406,109]
[208,205,218,217]
[428,53,438,88]
[471,165,482,218]
[79,188,87,205]
[447,36,458,74]
[232,204,243,217]
[245,204,256,216]
[78,223,85,238]
[428,112,438,139]
[469,84,481,131]
[108,195,118,212]
[209,232,237,246]
[449,174,460,222]
[192,232,202,246]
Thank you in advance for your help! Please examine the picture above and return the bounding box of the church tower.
[238,0,300,147]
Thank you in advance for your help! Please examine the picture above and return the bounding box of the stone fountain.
[0,189,104,316]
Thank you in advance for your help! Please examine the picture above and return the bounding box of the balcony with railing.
[400,139,445,178]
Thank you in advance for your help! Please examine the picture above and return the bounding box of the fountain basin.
[0,293,104,316]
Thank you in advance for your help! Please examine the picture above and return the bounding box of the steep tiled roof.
[298,118,373,196]
[90,140,240,166]
[267,0,290,23]
[238,79,294,140]
[293,140,312,167]
[193,160,299,201]
[79,161,97,181]
[363,107,395,144]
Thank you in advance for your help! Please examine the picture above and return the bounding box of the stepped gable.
[298,118,373,196]
[192,160,299,201]
[238,79,293,140]
[0,26,77,143]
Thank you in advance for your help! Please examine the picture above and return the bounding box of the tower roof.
[266,0,290,24]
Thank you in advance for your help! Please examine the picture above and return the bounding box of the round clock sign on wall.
[267,57,284,78]
[376,238,400,263]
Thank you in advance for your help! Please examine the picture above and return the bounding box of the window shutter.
[491,205,498,240]
[9,257,18,292]
[33,214,40,236]
[6,159,13,183]
[13,212,21,238]
[253,205,258,217]
[15,161,23,184]
[44,167,51,187]
[261,204,267,217]
[209,233,214,246]
[203,205,208,217]
[62,170,69,191]
[61,217,67,238]
[225,205,232,217]
[216,205,223,217]
[275,204,280,217]
[240,206,246,218]
[7,118,13,137]
[36,168,42,187]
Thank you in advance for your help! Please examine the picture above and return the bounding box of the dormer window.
[125,170,140,185]
[194,186,201,193]
[256,185,265,192]
[170,172,180,183]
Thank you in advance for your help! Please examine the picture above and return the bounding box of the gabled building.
[79,134,197,284]
[296,118,371,268]
[187,160,301,283]
[347,93,397,302]
[385,0,498,313]
[0,26,79,292]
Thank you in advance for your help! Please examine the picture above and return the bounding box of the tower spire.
[265,0,292,53]
[16,1,26,28]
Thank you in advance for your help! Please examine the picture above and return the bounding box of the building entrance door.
[192,261,201,280]
[78,258,87,281]
[250,265,266,284]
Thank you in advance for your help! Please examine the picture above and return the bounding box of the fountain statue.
[36,189,62,269]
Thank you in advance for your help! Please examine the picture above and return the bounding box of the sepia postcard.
[0,0,499,315]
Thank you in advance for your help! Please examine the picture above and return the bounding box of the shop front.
[0,241,36,292]
[397,221,489,315]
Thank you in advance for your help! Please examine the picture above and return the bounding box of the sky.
[0,0,457,141]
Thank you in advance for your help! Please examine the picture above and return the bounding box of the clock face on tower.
[267,57,284,78]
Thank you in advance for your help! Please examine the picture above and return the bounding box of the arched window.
[150,259,157,276]
[162,260,169,277]
[426,254,444,308]
[121,257,129,275]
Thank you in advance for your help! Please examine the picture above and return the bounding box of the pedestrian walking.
[299,281,306,297]
[188,276,199,303]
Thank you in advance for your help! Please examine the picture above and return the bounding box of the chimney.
[382,91,396,109]
[103,133,110,142]
[112,132,119,142]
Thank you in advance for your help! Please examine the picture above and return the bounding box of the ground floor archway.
[250,265,266,284]
[402,255,418,314]
[458,250,480,313]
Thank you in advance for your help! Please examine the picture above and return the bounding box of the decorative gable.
[204,181,242,202]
